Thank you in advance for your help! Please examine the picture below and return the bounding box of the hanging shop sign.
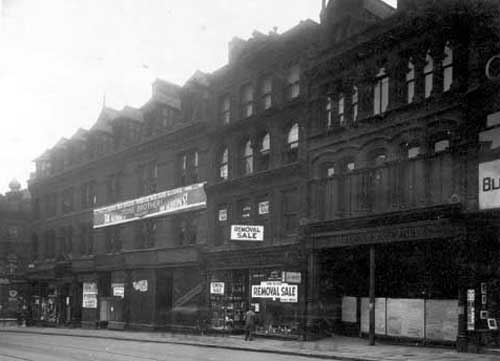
[112,283,125,298]
[479,160,500,209]
[93,182,207,228]
[82,282,98,309]
[231,225,264,241]
[251,281,298,303]
[210,282,225,295]
[133,280,148,292]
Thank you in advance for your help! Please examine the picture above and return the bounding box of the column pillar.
[369,245,376,346]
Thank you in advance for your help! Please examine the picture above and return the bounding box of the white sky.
[0,0,397,194]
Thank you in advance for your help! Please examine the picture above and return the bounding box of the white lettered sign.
[210,282,225,295]
[231,225,264,241]
[479,159,500,209]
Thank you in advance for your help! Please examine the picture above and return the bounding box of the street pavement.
[0,326,500,361]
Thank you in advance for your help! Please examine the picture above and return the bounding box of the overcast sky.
[0,0,397,194]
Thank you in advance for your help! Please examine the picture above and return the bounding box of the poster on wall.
[82,282,98,309]
[231,225,264,241]
[210,282,225,295]
[387,298,425,339]
[341,296,357,323]
[112,283,125,298]
[132,280,148,292]
[360,297,387,335]
[251,281,298,303]
[479,160,500,209]
[425,300,458,342]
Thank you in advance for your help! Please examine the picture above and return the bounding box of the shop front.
[205,246,305,338]
[304,205,468,343]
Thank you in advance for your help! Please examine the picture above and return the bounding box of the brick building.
[25,0,500,350]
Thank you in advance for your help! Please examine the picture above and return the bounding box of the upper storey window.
[373,67,389,115]
[219,147,229,181]
[442,42,453,92]
[241,84,254,118]
[286,123,299,163]
[287,65,300,99]
[424,51,434,98]
[259,133,271,171]
[406,59,415,104]
[326,96,333,129]
[241,140,254,175]
[338,94,345,126]
[352,86,359,122]
[261,77,273,110]
[219,95,231,124]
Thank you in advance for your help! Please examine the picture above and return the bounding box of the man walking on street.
[244,306,256,341]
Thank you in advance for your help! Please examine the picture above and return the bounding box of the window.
[258,199,270,215]
[178,151,199,186]
[286,123,299,163]
[219,147,229,181]
[408,146,421,159]
[220,95,231,124]
[241,84,254,118]
[346,161,355,172]
[240,140,253,175]
[374,67,389,115]
[135,220,156,249]
[406,59,415,104]
[424,50,434,98]
[105,227,121,253]
[443,42,453,92]
[176,215,197,246]
[215,205,229,246]
[106,173,121,204]
[61,188,74,214]
[259,133,271,170]
[434,139,450,153]
[338,94,345,126]
[282,189,299,233]
[45,193,57,217]
[261,77,272,110]
[326,165,336,177]
[326,96,333,128]
[352,86,359,122]
[80,181,96,209]
[373,153,387,167]
[138,161,159,195]
[287,65,300,99]
[238,199,252,220]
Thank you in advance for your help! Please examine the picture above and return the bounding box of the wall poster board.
[82,282,98,309]
[387,298,425,339]
[425,299,458,342]
[341,296,357,323]
[360,297,386,335]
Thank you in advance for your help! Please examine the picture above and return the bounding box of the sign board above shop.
[231,225,264,241]
[93,182,206,228]
[479,160,500,209]
[252,281,298,303]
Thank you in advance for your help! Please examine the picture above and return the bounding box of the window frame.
[241,84,254,118]
[442,42,453,92]
[373,67,389,115]
[406,58,415,104]
[287,65,300,99]
[424,51,434,98]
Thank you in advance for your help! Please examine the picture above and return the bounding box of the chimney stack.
[228,37,246,64]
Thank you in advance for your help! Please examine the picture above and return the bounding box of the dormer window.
[442,42,453,92]
[287,65,300,99]
[374,68,389,115]
[424,50,434,98]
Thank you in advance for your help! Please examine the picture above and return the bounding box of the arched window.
[240,139,253,175]
[424,50,434,98]
[259,133,271,170]
[286,123,299,163]
[287,65,300,99]
[442,42,453,92]
[338,94,345,126]
[374,68,389,115]
[434,139,450,153]
[352,86,359,122]
[219,147,229,180]
[406,58,415,104]
[408,146,421,159]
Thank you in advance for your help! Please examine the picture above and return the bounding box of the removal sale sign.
[231,225,264,241]
[252,281,298,303]
[479,159,500,209]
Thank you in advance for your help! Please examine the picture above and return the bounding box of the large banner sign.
[82,282,98,309]
[93,182,206,228]
[479,160,500,209]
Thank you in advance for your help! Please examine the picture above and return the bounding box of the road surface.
[0,332,315,361]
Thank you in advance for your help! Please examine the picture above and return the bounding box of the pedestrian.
[244,306,256,341]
